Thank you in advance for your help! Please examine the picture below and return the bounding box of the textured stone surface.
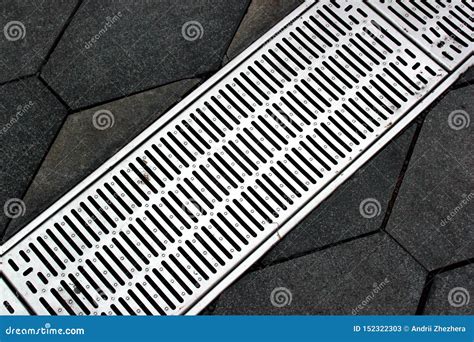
[259,124,416,265]
[424,264,474,315]
[0,0,78,83]
[225,0,303,62]
[0,77,67,236]
[214,233,426,315]
[454,66,474,87]
[387,86,474,270]
[41,0,250,109]
[3,78,200,241]
[386,86,474,271]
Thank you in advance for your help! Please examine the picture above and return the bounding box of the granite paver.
[386,85,474,271]
[41,0,250,109]
[0,77,68,236]
[424,264,473,315]
[0,0,79,83]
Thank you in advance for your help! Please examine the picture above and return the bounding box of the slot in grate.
[1,0,470,315]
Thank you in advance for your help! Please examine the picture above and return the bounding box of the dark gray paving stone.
[0,0,79,83]
[454,66,474,88]
[41,0,250,109]
[0,77,68,236]
[386,86,474,271]
[3,78,200,242]
[214,232,426,314]
[424,264,474,315]
[224,0,303,62]
[259,124,416,266]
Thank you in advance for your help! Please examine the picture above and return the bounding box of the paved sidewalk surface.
[1,0,472,315]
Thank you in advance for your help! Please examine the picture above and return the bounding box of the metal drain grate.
[370,0,473,69]
[0,0,472,315]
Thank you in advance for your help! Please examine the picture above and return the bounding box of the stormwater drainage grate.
[1,0,472,315]
[370,0,473,69]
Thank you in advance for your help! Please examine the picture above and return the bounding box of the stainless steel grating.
[370,0,473,69]
[0,0,472,316]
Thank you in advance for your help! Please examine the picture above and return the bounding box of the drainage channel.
[1,0,472,315]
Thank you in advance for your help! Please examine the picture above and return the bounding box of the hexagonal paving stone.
[3,78,200,242]
[0,0,79,83]
[0,77,68,236]
[258,124,416,266]
[386,85,474,271]
[214,232,426,314]
[424,264,473,315]
[41,0,250,109]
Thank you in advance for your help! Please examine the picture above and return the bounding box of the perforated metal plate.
[370,0,473,69]
[1,0,472,316]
